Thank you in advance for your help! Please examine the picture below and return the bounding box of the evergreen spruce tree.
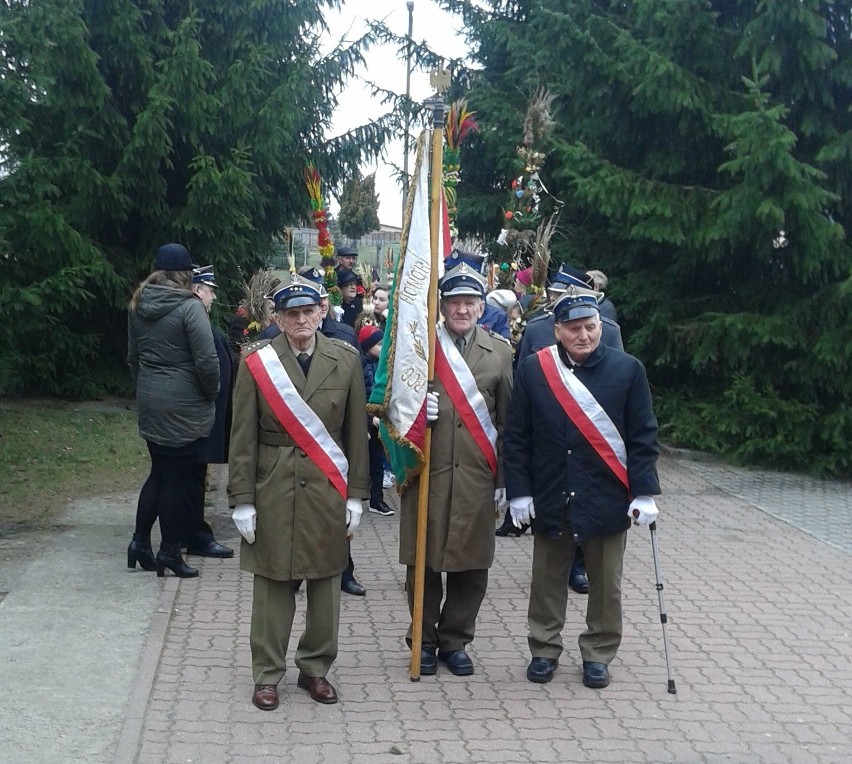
[337,172,381,242]
[0,0,388,395]
[444,0,852,474]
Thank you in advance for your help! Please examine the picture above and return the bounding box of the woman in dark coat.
[127,244,219,577]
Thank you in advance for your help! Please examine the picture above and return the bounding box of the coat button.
[457,422,462,428]
[300,451,307,458]
[566,450,572,455]
[300,480,306,487]
[570,491,576,497]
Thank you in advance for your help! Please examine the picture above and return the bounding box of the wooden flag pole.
[410,94,446,681]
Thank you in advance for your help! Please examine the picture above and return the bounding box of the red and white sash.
[245,344,349,499]
[434,325,498,476]
[537,346,629,491]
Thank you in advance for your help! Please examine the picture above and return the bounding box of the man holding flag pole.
[369,106,513,679]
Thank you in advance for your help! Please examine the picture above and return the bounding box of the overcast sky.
[323,1,471,227]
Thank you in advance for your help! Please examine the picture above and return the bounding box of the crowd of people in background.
[125,239,659,709]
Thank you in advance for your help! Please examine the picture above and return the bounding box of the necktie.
[297,352,311,376]
[455,336,466,356]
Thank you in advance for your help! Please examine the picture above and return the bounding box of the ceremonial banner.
[368,132,435,490]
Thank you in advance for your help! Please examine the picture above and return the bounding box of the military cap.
[552,286,601,323]
[268,274,322,311]
[439,262,487,299]
[445,248,486,274]
[192,265,217,287]
[549,264,595,293]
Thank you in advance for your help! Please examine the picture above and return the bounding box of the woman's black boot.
[156,543,199,578]
[127,535,157,571]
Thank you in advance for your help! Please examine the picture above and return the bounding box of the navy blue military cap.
[336,268,359,286]
[549,263,594,292]
[552,287,600,323]
[297,265,329,298]
[268,275,322,311]
[439,262,487,299]
[154,243,199,271]
[336,246,358,258]
[192,265,217,287]
[297,265,323,284]
[445,248,486,273]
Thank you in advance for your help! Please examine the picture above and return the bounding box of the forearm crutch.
[648,520,677,694]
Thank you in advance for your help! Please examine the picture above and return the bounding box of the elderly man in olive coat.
[228,277,369,711]
[399,263,514,677]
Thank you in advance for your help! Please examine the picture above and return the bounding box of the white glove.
[425,391,439,422]
[510,496,535,528]
[346,498,363,533]
[629,496,659,526]
[232,503,257,544]
[371,416,380,429]
[493,487,507,512]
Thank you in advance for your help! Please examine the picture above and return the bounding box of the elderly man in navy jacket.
[503,288,661,689]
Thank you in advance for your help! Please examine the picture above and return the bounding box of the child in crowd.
[359,325,394,516]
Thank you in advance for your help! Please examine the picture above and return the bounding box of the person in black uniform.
[498,264,624,594]
[503,288,661,689]
[336,268,362,328]
[185,265,234,558]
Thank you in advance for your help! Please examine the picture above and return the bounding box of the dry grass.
[0,399,148,534]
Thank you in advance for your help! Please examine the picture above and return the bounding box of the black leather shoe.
[437,649,474,676]
[569,570,589,594]
[420,647,437,675]
[495,511,526,537]
[569,553,589,593]
[341,578,366,596]
[186,540,234,558]
[582,661,610,688]
[527,657,558,684]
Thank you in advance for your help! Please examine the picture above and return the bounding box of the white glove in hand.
[493,487,507,511]
[371,416,381,429]
[345,498,363,533]
[629,496,659,526]
[510,496,535,528]
[425,391,440,422]
[232,503,257,544]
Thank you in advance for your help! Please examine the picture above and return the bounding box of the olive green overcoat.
[400,327,513,572]
[228,332,369,580]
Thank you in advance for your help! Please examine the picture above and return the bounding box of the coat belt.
[258,431,298,448]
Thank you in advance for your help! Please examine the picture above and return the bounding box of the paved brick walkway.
[120,456,852,763]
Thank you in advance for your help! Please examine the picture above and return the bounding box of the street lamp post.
[402,1,414,222]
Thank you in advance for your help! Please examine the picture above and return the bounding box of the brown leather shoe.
[297,672,338,704]
[252,684,279,711]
